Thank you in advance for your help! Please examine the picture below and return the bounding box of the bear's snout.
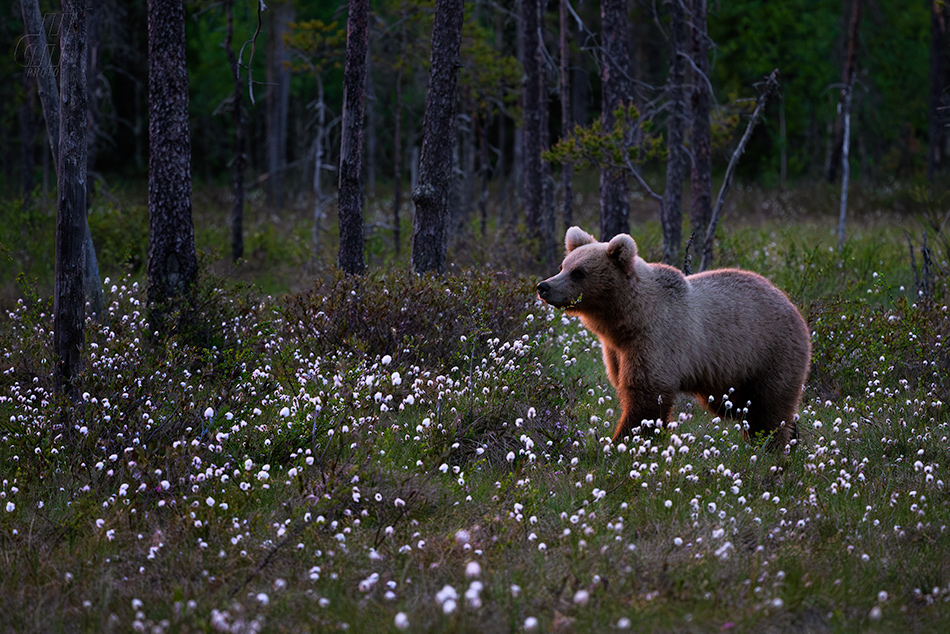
[537,280,551,300]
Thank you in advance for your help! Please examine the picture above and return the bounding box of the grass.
[1,182,950,632]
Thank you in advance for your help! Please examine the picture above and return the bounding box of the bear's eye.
[570,268,586,282]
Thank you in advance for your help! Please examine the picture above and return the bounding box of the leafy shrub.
[281,268,543,371]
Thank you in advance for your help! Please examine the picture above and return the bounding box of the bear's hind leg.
[612,392,674,443]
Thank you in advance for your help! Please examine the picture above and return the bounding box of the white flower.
[279,407,291,418]
[203,407,214,418]
[465,561,481,578]
[382,355,393,366]
[394,612,409,630]
[524,616,539,631]
[256,593,269,605]
[573,589,590,605]
[358,572,379,592]
[5,502,14,513]
[205,497,215,507]
[617,617,632,629]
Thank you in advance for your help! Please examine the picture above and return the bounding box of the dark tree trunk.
[338,0,369,275]
[21,0,102,316]
[538,2,555,264]
[600,0,630,241]
[689,0,712,239]
[266,0,293,209]
[521,0,545,248]
[225,0,246,261]
[825,0,862,183]
[55,0,87,399]
[411,0,463,274]
[661,0,689,266]
[929,0,949,181]
[559,0,573,231]
[147,0,198,321]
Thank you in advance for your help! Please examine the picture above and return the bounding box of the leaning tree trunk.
[661,0,689,266]
[689,0,712,241]
[411,0,463,274]
[147,0,198,326]
[54,0,87,400]
[338,0,370,275]
[600,0,631,241]
[21,0,102,317]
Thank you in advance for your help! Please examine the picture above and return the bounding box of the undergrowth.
[1,188,950,633]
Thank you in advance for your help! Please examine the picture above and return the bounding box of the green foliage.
[286,18,345,75]
[545,104,664,173]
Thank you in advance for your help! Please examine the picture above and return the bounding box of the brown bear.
[537,227,811,449]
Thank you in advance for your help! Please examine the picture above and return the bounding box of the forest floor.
[1,182,949,632]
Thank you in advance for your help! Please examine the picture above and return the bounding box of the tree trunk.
[411,0,463,274]
[266,0,293,209]
[225,0,246,262]
[338,0,369,275]
[929,0,949,181]
[538,1,555,264]
[21,0,102,317]
[837,81,853,253]
[689,0,712,240]
[662,0,688,265]
[54,0,87,400]
[393,66,404,253]
[559,0,574,231]
[600,0,630,241]
[478,114,490,236]
[825,0,862,183]
[313,76,328,254]
[147,0,198,322]
[521,0,546,254]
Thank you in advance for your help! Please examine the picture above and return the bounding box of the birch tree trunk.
[825,0,862,183]
[338,0,369,275]
[411,0,463,274]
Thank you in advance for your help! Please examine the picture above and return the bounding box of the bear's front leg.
[612,390,674,442]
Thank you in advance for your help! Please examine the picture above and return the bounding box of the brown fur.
[537,227,811,449]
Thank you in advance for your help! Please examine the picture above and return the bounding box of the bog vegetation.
[1,184,949,633]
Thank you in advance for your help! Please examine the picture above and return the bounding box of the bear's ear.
[565,226,596,252]
[606,234,637,271]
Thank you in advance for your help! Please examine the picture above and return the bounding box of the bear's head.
[536,226,638,313]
